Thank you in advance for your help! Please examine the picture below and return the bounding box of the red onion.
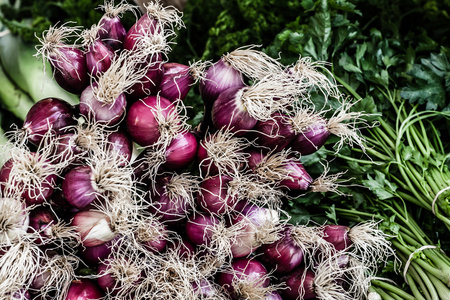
[72,210,116,247]
[257,225,304,274]
[252,112,296,151]
[0,153,57,205]
[217,258,270,300]
[136,218,168,253]
[0,197,29,244]
[159,62,194,101]
[281,268,316,300]
[212,86,258,135]
[10,290,30,300]
[185,213,220,246]
[79,239,115,266]
[167,237,196,259]
[127,54,164,99]
[123,13,161,53]
[148,174,198,223]
[198,175,238,215]
[50,47,89,94]
[85,40,114,78]
[126,95,178,146]
[162,130,198,171]
[22,98,76,145]
[199,59,244,106]
[28,206,56,244]
[62,165,101,209]
[322,225,351,251]
[79,83,127,126]
[65,279,104,300]
[230,205,281,258]
[97,1,133,50]
[266,291,283,300]
[106,130,133,165]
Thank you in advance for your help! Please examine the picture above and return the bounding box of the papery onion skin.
[0,155,57,206]
[159,62,193,102]
[10,289,31,300]
[0,197,29,244]
[163,131,198,171]
[28,206,56,244]
[322,224,352,251]
[212,87,257,135]
[266,291,283,300]
[79,84,127,126]
[198,175,237,215]
[65,279,104,300]
[85,40,114,77]
[257,225,304,274]
[50,48,89,94]
[98,16,127,50]
[281,268,316,300]
[127,54,164,99]
[217,258,270,299]
[289,118,330,155]
[126,95,176,146]
[107,131,133,164]
[185,213,219,246]
[23,97,76,145]
[123,14,160,52]
[62,165,99,209]
[72,210,116,247]
[79,239,115,266]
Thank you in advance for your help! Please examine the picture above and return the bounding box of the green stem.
[334,75,362,99]
[371,280,416,300]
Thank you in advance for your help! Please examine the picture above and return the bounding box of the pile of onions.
[0,1,391,299]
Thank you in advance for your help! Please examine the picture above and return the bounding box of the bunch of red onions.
[0,1,392,299]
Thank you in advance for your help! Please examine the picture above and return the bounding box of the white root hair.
[143,0,185,30]
[199,129,251,178]
[92,49,149,105]
[0,241,43,297]
[241,74,297,123]
[348,221,396,271]
[34,22,82,76]
[222,45,284,81]
[252,149,296,184]
[32,254,79,299]
[98,0,138,18]
[0,197,30,245]
[309,163,349,195]
[188,60,211,84]
[135,217,167,246]
[164,173,200,215]
[290,104,325,135]
[290,225,335,269]
[80,24,103,49]
[327,98,377,153]
[289,56,342,99]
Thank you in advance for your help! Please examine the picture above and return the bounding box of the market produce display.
[0,0,449,299]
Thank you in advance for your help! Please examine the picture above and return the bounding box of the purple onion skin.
[98,16,127,50]
[107,131,133,165]
[65,279,104,300]
[0,156,56,206]
[289,118,330,155]
[279,158,313,190]
[10,290,31,299]
[281,268,316,300]
[167,238,195,259]
[158,63,193,102]
[127,57,164,99]
[85,40,114,77]
[149,176,191,223]
[52,133,84,165]
[246,150,264,171]
[79,84,127,126]
[62,165,99,209]
[97,258,142,295]
[50,47,89,94]
[200,59,244,106]
[217,258,270,300]
[198,175,237,215]
[79,239,114,266]
[322,225,352,251]
[140,221,168,253]
[212,86,257,135]
[257,225,304,274]
[162,131,198,171]
[185,213,219,246]
[23,98,76,145]
[126,95,176,146]
[28,206,56,244]
[252,113,295,151]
